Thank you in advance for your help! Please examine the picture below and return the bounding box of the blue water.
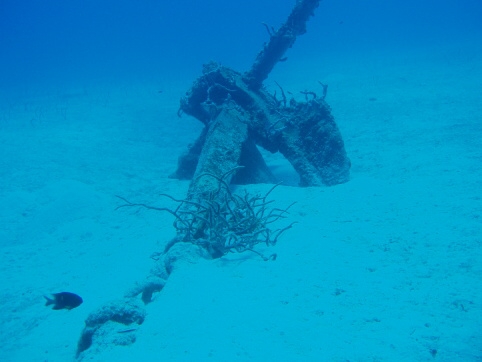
[2,0,480,88]
[1,1,481,361]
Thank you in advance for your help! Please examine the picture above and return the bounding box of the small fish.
[44,292,83,310]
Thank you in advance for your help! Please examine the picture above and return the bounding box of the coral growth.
[117,170,296,260]
[164,171,296,259]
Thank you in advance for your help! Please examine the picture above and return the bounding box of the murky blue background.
[2,0,481,87]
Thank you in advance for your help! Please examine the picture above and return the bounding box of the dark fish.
[44,292,83,310]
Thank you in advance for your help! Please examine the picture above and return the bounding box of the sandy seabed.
[1,42,481,361]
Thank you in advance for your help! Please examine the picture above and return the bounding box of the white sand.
[1,42,481,361]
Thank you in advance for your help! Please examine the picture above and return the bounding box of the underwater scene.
[1,0,481,360]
